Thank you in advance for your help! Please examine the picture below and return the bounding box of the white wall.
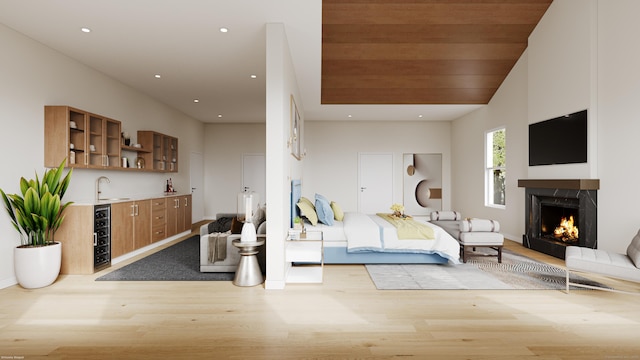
[527,0,597,179]
[450,0,594,244]
[0,24,204,288]
[597,0,640,252]
[451,52,529,242]
[264,23,302,289]
[451,0,640,253]
[203,123,266,219]
[303,121,452,213]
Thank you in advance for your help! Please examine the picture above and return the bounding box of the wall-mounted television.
[528,109,588,166]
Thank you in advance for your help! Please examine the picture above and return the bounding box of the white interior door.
[189,152,204,222]
[242,154,266,206]
[358,153,393,214]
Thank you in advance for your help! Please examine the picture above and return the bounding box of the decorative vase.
[393,211,402,217]
[14,242,62,289]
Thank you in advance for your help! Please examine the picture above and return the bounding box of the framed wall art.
[290,95,301,160]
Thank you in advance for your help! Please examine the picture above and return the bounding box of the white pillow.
[627,229,640,268]
[460,219,500,233]
[252,204,266,228]
[430,211,462,221]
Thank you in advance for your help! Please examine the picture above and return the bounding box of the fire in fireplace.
[541,204,579,245]
[553,216,579,242]
[518,179,598,259]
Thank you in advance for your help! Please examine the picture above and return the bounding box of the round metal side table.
[231,238,265,287]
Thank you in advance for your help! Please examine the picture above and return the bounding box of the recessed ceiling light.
[219,27,229,33]
[418,114,423,118]
[154,74,161,79]
[193,99,199,103]
[81,27,91,33]
[250,74,257,79]
[348,115,352,118]
[217,114,223,118]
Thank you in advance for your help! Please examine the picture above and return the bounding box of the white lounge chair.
[565,229,640,294]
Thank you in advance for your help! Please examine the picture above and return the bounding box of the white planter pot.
[14,242,62,289]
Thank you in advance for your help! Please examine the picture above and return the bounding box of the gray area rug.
[96,235,235,281]
[366,248,606,290]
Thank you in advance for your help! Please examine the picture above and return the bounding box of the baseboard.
[200,265,238,272]
[264,279,286,290]
[112,231,191,265]
[0,276,18,289]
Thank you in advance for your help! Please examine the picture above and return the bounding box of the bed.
[290,180,460,264]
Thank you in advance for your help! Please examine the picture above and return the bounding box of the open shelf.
[121,145,151,153]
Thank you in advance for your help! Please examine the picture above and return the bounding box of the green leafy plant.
[0,159,73,247]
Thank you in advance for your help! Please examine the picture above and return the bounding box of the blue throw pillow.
[315,193,334,226]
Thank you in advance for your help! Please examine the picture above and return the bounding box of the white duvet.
[344,212,460,263]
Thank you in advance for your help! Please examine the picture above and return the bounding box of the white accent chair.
[565,229,640,294]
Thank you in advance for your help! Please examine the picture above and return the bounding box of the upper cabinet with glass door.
[87,113,121,169]
[45,106,121,169]
[44,106,177,172]
[163,135,178,172]
[45,106,88,168]
[137,130,179,173]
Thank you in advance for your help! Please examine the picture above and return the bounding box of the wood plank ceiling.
[322,0,553,105]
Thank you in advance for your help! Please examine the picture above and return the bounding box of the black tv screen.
[529,109,588,166]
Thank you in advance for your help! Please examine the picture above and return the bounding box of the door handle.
[360,187,367,192]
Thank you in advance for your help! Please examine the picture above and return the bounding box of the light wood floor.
[1,225,640,359]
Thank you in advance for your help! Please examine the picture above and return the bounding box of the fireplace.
[518,179,599,259]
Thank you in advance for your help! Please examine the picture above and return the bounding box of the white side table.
[231,237,265,287]
[286,230,323,283]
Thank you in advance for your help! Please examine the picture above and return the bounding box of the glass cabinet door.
[87,114,121,168]
[105,118,121,168]
[164,136,178,172]
[88,114,104,168]
[153,132,164,171]
[68,109,87,167]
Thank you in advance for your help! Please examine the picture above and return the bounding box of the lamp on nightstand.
[237,190,259,243]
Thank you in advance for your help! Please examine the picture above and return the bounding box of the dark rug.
[366,248,609,290]
[96,235,234,281]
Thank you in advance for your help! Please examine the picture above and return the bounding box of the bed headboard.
[290,179,302,227]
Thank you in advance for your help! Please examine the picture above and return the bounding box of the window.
[486,127,506,207]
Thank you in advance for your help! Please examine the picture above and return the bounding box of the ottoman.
[430,212,504,263]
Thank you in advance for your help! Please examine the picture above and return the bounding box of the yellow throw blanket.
[376,213,435,240]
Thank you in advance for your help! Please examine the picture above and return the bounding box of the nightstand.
[286,230,323,283]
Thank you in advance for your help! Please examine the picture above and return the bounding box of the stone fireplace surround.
[518,179,599,259]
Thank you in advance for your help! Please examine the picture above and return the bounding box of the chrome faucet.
[96,176,110,202]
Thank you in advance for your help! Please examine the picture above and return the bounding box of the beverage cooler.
[94,204,111,270]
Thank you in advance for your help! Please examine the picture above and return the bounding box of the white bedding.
[304,221,346,242]
[342,212,460,263]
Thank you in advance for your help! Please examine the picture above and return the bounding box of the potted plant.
[0,159,73,288]
[293,216,302,230]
